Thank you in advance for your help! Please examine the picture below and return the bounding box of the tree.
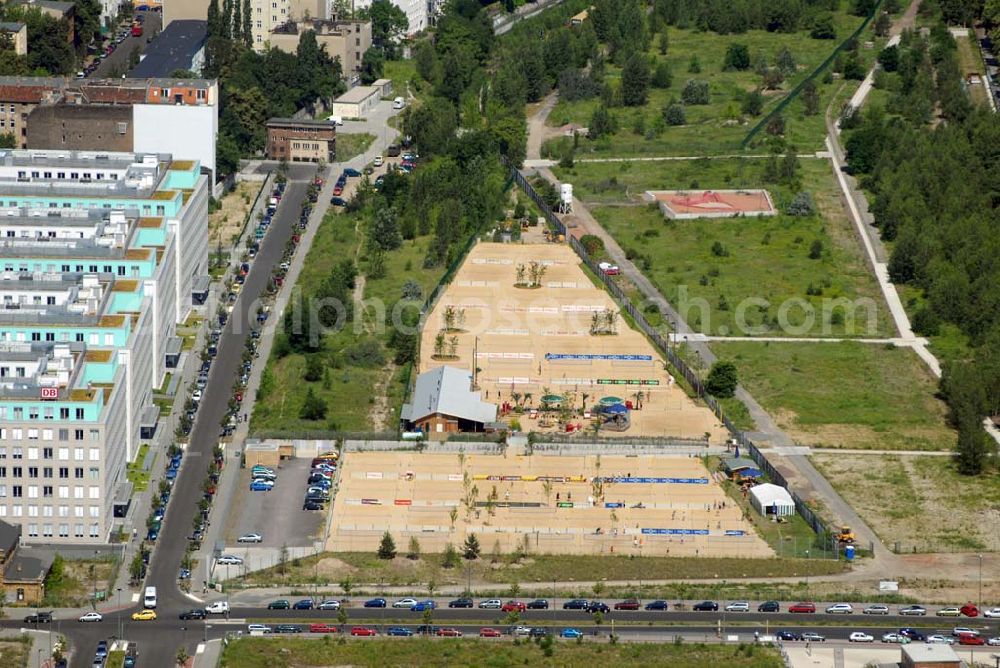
[762,68,785,90]
[242,0,253,47]
[45,554,65,594]
[652,62,672,89]
[442,543,460,568]
[129,553,144,582]
[878,45,900,72]
[741,90,764,116]
[299,387,327,420]
[776,46,796,75]
[407,536,421,560]
[664,102,686,125]
[705,361,738,398]
[811,14,836,40]
[723,44,751,71]
[588,106,616,139]
[176,646,190,667]
[365,0,408,57]
[405,98,458,154]
[207,0,222,38]
[680,80,710,105]
[658,31,668,55]
[620,52,650,106]
[765,114,785,136]
[873,12,891,38]
[801,80,820,115]
[360,46,385,84]
[368,206,402,252]
[462,533,481,559]
[787,191,815,216]
[956,415,989,475]
[808,239,824,259]
[377,531,397,559]
[304,354,323,382]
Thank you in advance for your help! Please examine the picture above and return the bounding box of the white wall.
[351,0,427,34]
[133,104,218,184]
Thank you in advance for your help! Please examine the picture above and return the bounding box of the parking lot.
[223,458,326,550]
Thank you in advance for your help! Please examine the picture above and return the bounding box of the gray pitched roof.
[4,546,51,582]
[127,21,207,79]
[401,366,497,424]
[0,520,20,555]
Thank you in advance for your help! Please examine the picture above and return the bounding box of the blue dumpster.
[845,545,855,561]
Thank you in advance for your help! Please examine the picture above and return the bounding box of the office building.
[269,19,371,81]
[349,0,427,35]
[265,118,336,162]
[0,149,209,545]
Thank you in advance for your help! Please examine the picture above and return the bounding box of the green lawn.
[0,636,30,668]
[251,209,447,436]
[126,443,151,492]
[236,551,844,591]
[383,59,419,101]
[711,341,954,451]
[556,159,892,337]
[221,638,783,668]
[546,13,867,157]
[335,133,376,162]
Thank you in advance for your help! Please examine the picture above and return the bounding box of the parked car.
[249,480,273,491]
[958,633,985,646]
[936,607,962,617]
[951,627,979,637]
[563,599,589,610]
[237,533,262,543]
[693,601,719,611]
[303,501,324,510]
[614,599,640,611]
[987,637,1000,646]
[561,628,584,639]
[318,600,341,610]
[411,600,436,612]
[960,603,980,617]
[364,598,387,608]
[78,612,103,623]
[275,625,302,634]
[725,601,750,613]
[926,635,955,644]
[983,607,1000,618]
[435,628,462,637]
[479,599,502,609]
[205,601,229,614]
[776,631,801,641]
[501,600,526,612]
[392,598,417,609]
[863,604,890,615]
[350,626,377,636]
[179,609,207,620]
[343,168,361,177]
[131,610,156,621]
[217,555,242,566]
[526,599,549,610]
[881,633,909,644]
[25,612,53,624]
[586,601,610,614]
[267,600,290,610]
[293,599,314,610]
[789,602,816,613]
[645,600,670,611]
[387,627,413,637]
[899,605,927,616]
[899,628,926,641]
[826,603,854,614]
[801,632,825,642]
[479,627,502,638]
[309,624,339,634]
[849,632,874,642]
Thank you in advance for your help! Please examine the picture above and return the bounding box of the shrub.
[681,80,710,105]
[664,102,686,126]
[787,191,816,217]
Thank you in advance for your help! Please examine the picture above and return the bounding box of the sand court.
[326,452,772,558]
[419,242,726,441]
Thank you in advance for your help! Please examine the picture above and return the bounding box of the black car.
[563,599,589,610]
[415,625,440,635]
[179,609,206,620]
[758,601,780,613]
[303,501,324,510]
[776,631,801,641]
[274,624,302,634]
[645,600,670,611]
[448,598,473,608]
[526,599,550,610]
[586,601,610,614]
[693,601,719,611]
[529,627,551,638]
[899,628,926,641]
[24,612,53,623]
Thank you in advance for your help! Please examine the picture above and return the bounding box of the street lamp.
[116,587,122,640]
[978,554,983,614]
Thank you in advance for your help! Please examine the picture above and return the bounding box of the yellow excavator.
[836,527,855,544]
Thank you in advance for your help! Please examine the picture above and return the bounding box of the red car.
[614,599,640,611]
[333,186,343,196]
[958,633,985,645]
[435,628,462,637]
[479,627,501,638]
[961,604,979,617]
[789,602,816,613]
[350,626,376,636]
[501,601,526,612]
[309,624,338,633]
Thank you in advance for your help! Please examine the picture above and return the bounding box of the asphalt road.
[42,164,315,668]
[89,11,162,79]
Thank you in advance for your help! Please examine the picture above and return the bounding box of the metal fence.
[506,159,835,545]
[741,0,886,148]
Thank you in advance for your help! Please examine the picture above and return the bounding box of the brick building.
[265,118,336,163]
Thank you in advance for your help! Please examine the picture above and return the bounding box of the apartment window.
[160,88,168,97]
[28,505,37,517]
[89,448,100,461]
[74,448,83,461]
[43,486,52,498]
[58,524,68,537]
[42,447,52,459]
[89,523,99,538]
[73,486,82,499]
[27,447,37,459]
[27,467,37,478]
[74,468,83,479]
[0,447,6,459]
[57,172,64,179]
[75,409,84,420]
[74,524,83,537]
[27,485,37,498]
[0,486,5,497]
[58,468,67,479]
[11,485,20,498]
[58,505,67,516]
[89,505,99,517]
[58,447,67,459]
[74,506,83,517]
[88,467,99,480]
[12,448,22,460]
[42,524,52,537]
[0,467,5,477]
[43,171,51,178]
[12,467,21,478]
[58,486,68,499]
[75,430,84,441]
[11,505,21,517]
[197,89,206,100]
[26,524,36,537]
[43,467,52,478]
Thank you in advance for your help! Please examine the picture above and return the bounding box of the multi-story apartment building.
[269,19,371,82]
[0,149,209,545]
[349,0,428,35]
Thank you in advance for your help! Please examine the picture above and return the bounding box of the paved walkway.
[671,334,914,345]
[524,152,832,168]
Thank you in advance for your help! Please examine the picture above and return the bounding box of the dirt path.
[526,91,561,160]
[368,362,397,431]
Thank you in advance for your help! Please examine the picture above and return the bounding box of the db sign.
[40,387,58,400]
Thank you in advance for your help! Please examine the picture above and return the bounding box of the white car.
[217,555,243,565]
[392,598,418,609]
[724,601,749,612]
[936,607,962,617]
[983,607,1000,618]
[863,604,890,615]
[237,533,262,543]
[79,612,103,622]
[206,601,230,614]
[987,637,1000,646]
[849,632,873,643]
[373,156,384,167]
[318,600,341,610]
[926,634,955,644]
[826,603,853,614]
[952,627,978,636]
[192,389,202,402]
[882,633,909,644]
[479,599,502,609]
[512,625,532,637]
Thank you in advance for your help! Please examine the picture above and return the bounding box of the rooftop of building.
[127,20,207,79]
[0,22,26,31]
[266,117,338,129]
[0,150,170,199]
[335,85,379,104]
[271,17,367,36]
[0,272,123,327]
[12,0,73,14]
[0,342,84,399]
[0,76,216,105]
[0,208,159,262]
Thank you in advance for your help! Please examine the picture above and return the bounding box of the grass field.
[556,159,893,337]
[953,30,990,108]
[221,637,782,668]
[335,133,376,162]
[237,551,844,590]
[251,208,447,436]
[812,454,1000,553]
[126,443,151,492]
[544,13,875,157]
[0,636,29,668]
[711,341,954,451]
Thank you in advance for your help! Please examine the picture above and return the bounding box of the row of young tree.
[0,0,105,76]
[651,0,896,35]
[843,19,999,475]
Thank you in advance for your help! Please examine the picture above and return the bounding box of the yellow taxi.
[131,609,157,621]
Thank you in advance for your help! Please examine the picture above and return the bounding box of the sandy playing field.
[326,451,772,558]
[418,242,726,441]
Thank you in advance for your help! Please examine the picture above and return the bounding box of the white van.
[143,586,157,609]
[392,96,405,110]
